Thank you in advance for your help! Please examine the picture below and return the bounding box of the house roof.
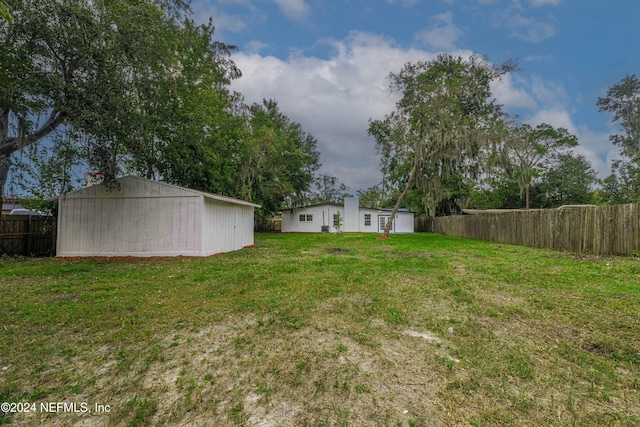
[461,208,543,215]
[2,201,24,212]
[52,175,261,208]
[281,203,412,214]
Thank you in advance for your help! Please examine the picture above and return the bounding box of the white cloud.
[528,108,577,134]
[231,32,438,189]
[572,127,615,178]
[386,0,421,6]
[529,0,562,6]
[523,54,554,63]
[244,40,270,54]
[530,75,568,105]
[414,12,464,51]
[190,0,267,38]
[230,31,613,189]
[493,10,556,42]
[492,74,537,109]
[273,0,310,22]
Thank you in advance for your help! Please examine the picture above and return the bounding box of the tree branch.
[2,110,66,156]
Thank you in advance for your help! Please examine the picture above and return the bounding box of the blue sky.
[192,0,640,192]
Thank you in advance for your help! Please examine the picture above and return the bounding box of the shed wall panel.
[57,194,201,256]
[201,198,253,255]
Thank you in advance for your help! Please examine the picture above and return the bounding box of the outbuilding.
[281,197,414,234]
[54,175,260,257]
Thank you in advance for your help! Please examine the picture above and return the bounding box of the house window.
[333,214,340,227]
[306,214,313,222]
[364,214,371,226]
[299,214,306,222]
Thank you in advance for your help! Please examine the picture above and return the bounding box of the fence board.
[432,203,640,256]
[0,215,56,256]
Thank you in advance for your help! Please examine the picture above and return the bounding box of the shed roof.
[53,176,261,208]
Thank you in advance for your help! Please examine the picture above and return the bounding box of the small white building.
[281,197,414,234]
[55,176,260,257]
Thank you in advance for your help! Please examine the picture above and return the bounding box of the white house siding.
[343,197,359,232]
[281,205,344,233]
[56,176,257,257]
[281,202,414,234]
[358,208,383,232]
[393,211,414,233]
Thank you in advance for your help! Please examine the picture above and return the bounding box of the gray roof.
[52,175,261,208]
[281,203,412,214]
[2,201,24,212]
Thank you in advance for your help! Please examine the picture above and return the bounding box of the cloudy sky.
[192,0,639,192]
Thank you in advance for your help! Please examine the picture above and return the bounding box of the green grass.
[0,233,638,426]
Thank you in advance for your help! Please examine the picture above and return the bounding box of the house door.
[378,215,393,233]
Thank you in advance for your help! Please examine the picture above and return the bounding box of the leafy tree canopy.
[597,74,640,200]
[1,0,229,198]
[369,54,514,233]
[2,1,320,223]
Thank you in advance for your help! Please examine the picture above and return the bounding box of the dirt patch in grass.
[326,247,351,254]
[385,251,440,259]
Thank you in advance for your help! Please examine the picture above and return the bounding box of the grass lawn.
[0,232,638,426]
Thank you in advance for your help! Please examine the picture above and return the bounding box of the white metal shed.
[55,176,260,257]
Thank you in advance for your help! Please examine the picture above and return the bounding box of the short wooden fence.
[0,215,56,256]
[432,204,640,256]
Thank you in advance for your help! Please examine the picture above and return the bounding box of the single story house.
[281,197,414,233]
[2,200,25,215]
[54,175,260,257]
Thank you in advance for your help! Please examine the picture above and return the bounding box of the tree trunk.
[383,164,418,238]
[0,109,66,200]
[525,180,530,209]
[0,155,9,201]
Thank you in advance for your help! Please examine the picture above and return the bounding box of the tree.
[0,0,239,199]
[537,152,597,207]
[357,185,384,208]
[598,173,637,205]
[0,1,11,23]
[11,129,81,199]
[310,174,349,204]
[597,74,640,199]
[497,122,578,209]
[369,54,513,236]
[125,16,242,193]
[235,99,320,224]
[469,177,525,209]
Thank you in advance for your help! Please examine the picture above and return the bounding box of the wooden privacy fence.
[432,203,640,256]
[0,215,56,256]
[414,217,433,232]
[256,219,282,232]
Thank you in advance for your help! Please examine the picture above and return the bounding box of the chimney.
[343,196,359,232]
[84,172,104,187]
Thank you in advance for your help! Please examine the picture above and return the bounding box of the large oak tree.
[369,54,513,236]
[0,0,237,199]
